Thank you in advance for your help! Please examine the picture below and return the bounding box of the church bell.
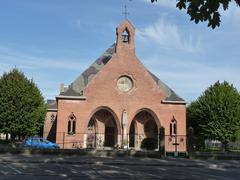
[122,30,129,43]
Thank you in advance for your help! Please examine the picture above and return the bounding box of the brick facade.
[44,19,186,153]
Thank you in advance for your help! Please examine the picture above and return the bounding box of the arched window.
[170,116,177,136]
[68,113,76,134]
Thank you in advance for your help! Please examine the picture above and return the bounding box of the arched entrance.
[86,109,119,148]
[129,110,159,149]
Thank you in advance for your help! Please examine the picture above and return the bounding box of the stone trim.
[47,108,58,112]
[161,100,187,105]
[56,96,87,100]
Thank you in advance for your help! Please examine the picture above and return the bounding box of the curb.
[0,148,163,158]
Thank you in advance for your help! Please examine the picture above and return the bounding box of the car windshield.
[40,139,49,144]
[32,138,39,143]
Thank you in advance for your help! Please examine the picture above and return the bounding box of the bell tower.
[116,19,135,55]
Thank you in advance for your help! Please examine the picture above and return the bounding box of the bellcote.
[116,19,135,55]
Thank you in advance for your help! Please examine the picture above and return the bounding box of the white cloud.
[220,4,240,26]
[137,18,202,53]
[0,45,89,100]
[0,46,87,72]
[143,56,240,102]
[136,14,240,102]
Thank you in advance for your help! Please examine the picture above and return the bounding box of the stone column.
[97,120,105,149]
[121,110,128,149]
[135,120,145,150]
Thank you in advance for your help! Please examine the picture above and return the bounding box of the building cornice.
[161,100,187,105]
[56,95,87,100]
[47,108,58,112]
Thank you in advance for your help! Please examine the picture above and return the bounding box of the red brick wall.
[53,20,186,152]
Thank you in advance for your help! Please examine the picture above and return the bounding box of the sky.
[0,0,239,103]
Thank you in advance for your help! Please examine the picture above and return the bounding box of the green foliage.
[151,0,240,29]
[141,137,158,150]
[0,68,46,139]
[187,81,240,150]
[235,129,240,141]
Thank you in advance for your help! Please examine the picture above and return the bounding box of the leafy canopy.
[0,68,46,139]
[187,81,240,145]
[151,0,240,28]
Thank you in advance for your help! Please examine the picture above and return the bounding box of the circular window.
[117,76,133,92]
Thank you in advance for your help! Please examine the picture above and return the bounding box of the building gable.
[58,19,184,103]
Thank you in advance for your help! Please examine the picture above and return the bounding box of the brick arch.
[128,108,160,149]
[85,106,121,135]
[129,108,161,131]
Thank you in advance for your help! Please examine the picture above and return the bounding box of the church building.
[44,19,187,154]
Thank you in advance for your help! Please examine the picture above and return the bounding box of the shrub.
[141,137,158,150]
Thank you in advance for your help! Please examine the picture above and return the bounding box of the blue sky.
[0,0,239,103]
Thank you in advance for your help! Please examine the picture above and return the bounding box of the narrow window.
[72,121,76,134]
[173,123,177,134]
[170,124,172,135]
[68,120,71,133]
[67,113,76,135]
[170,117,177,136]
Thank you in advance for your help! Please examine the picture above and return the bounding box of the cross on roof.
[122,5,129,19]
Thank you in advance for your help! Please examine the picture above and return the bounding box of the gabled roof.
[148,71,184,102]
[60,44,116,96]
[60,43,184,102]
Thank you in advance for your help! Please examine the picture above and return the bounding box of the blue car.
[23,136,60,149]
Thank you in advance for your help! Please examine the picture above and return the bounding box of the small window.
[68,113,76,135]
[50,114,55,124]
[170,117,177,136]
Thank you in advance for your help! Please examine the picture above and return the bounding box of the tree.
[187,81,240,151]
[0,68,46,140]
[151,0,240,29]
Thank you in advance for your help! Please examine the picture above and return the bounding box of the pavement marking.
[208,174,235,180]
[157,167,166,171]
[80,170,98,179]
[7,165,22,174]
[101,164,162,179]
[0,170,8,175]
[208,164,227,171]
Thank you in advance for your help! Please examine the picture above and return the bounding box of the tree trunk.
[5,133,9,141]
[222,141,229,152]
[11,134,16,142]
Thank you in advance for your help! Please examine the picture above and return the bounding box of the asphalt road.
[0,155,240,179]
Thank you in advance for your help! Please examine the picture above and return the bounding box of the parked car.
[23,136,60,149]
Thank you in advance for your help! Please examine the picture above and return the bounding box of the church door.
[104,127,115,147]
[129,121,135,147]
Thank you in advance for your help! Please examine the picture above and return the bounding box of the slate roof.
[60,44,116,96]
[47,100,57,110]
[148,71,184,102]
[60,43,184,102]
